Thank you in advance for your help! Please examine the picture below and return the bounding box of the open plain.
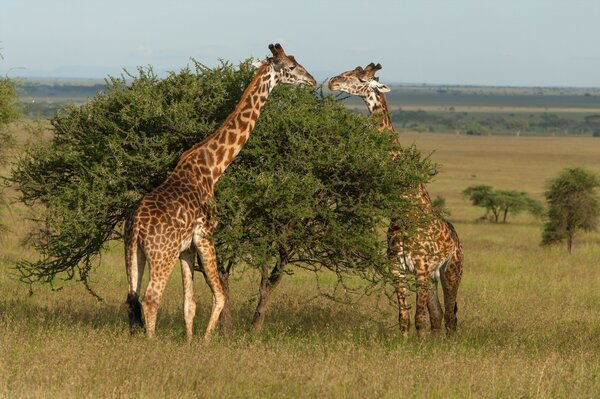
[1,124,599,398]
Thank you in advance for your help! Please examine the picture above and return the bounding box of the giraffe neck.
[364,91,395,133]
[364,89,435,211]
[176,62,277,185]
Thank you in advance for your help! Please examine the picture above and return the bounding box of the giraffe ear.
[369,80,391,92]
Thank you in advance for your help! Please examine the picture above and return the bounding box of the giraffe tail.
[125,216,145,333]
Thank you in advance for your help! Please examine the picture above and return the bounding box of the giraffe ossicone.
[124,43,315,342]
[328,63,464,336]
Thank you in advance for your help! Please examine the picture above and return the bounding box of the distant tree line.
[389,109,600,136]
[18,82,105,98]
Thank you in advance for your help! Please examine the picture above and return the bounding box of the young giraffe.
[329,63,463,336]
[125,43,316,341]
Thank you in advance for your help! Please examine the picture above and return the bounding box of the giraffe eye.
[289,65,297,71]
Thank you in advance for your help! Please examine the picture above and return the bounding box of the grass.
[1,125,600,398]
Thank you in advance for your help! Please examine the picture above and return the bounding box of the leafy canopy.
[11,59,434,293]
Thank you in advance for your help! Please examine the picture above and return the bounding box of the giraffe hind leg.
[441,250,463,334]
[195,236,226,341]
[180,249,197,343]
[141,251,179,339]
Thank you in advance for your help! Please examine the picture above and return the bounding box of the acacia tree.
[463,184,542,223]
[217,87,432,330]
[542,167,600,254]
[10,60,433,332]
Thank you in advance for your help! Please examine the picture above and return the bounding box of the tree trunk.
[503,208,508,223]
[251,248,288,332]
[567,235,574,254]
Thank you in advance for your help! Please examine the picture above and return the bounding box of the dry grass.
[1,127,600,398]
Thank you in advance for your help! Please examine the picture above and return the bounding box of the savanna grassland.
[1,122,600,398]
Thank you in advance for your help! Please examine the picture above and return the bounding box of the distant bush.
[465,122,488,136]
[463,185,543,223]
[541,167,599,253]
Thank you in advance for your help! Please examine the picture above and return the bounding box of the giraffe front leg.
[195,235,226,341]
[180,249,197,343]
[414,269,430,336]
[427,277,443,332]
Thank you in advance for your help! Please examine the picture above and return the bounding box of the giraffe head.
[266,43,316,87]
[328,62,390,97]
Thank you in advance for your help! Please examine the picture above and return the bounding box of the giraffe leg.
[441,250,464,334]
[414,268,430,336]
[395,281,411,338]
[125,242,146,334]
[142,252,178,340]
[427,275,443,332]
[180,249,197,343]
[195,236,226,341]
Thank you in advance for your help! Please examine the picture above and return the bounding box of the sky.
[1,0,599,87]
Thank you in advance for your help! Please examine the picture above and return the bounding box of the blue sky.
[1,0,599,86]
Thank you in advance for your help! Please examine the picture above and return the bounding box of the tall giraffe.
[125,43,316,341]
[329,63,463,336]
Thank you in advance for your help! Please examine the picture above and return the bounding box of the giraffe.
[329,63,463,336]
[124,43,316,342]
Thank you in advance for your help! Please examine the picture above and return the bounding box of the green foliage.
[10,60,434,293]
[0,72,19,236]
[217,87,433,286]
[463,184,542,223]
[0,72,19,162]
[0,76,20,128]
[541,167,600,253]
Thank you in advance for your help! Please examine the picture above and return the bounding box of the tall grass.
[1,127,599,398]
